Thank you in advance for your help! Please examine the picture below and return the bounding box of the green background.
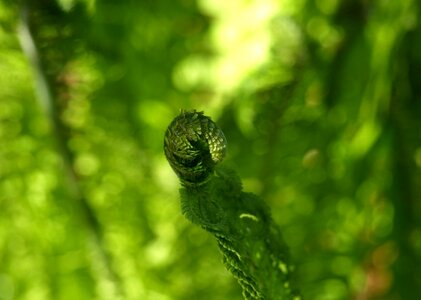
[1,0,420,299]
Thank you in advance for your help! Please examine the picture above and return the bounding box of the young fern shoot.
[164,110,301,300]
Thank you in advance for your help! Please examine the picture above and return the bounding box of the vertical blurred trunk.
[19,0,123,298]
[389,10,421,298]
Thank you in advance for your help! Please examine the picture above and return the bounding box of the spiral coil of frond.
[164,110,227,185]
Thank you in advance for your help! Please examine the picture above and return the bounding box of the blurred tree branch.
[18,1,123,298]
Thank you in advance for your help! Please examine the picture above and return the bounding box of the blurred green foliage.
[0,0,420,299]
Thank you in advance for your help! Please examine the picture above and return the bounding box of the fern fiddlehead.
[164,109,226,185]
[164,110,301,300]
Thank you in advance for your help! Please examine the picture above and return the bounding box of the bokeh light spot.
[74,153,100,176]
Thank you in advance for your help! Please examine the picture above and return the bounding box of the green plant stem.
[180,167,301,300]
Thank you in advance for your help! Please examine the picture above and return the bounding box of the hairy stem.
[180,168,301,300]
